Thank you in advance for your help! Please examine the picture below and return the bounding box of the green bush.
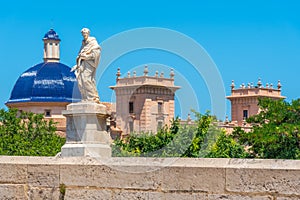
[0,108,65,156]
[206,131,250,158]
[112,112,224,157]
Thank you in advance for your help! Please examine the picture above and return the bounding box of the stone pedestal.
[61,102,112,157]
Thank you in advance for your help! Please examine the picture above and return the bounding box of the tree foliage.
[235,98,300,159]
[112,112,228,157]
[113,98,300,159]
[207,131,250,158]
[3,97,297,159]
[0,108,65,156]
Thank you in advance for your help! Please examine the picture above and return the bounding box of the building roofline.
[226,95,286,100]
[6,101,71,108]
[109,84,181,90]
[231,87,282,92]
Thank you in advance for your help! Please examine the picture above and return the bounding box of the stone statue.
[71,28,101,104]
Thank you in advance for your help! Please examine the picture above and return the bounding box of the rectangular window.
[129,102,134,114]
[129,121,134,133]
[158,102,163,114]
[45,109,51,117]
[49,43,53,57]
[243,110,248,120]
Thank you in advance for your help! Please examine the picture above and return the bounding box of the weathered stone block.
[0,164,27,184]
[28,165,60,187]
[64,188,112,200]
[207,194,272,200]
[60,164,162,190]
[226,168,300,195]
[28,187,60,200]
[112,190,165,200]
[0,184,26,200]
[164,192,207,200]
[161,167,225,193]
[277,197,300,200]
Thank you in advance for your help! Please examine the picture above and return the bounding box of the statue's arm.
[83,51,96,60]
[83,47,101,60]
[70,65,78,72]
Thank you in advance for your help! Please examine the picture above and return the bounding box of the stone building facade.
[226,79,285,126]
[110,67,180,136]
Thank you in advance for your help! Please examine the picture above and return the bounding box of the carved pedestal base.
[61,102,111,157]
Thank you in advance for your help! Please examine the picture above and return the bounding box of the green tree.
[112,118,180,157]
[112,112,224,157]
[237,98,300,159]
[0,108,65,156]
[206,130,250,158]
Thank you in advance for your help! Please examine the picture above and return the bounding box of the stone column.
[61,102,111,157]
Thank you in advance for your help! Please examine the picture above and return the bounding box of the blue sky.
[1,0,300,120]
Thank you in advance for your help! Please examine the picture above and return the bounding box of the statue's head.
[81,28,90,40]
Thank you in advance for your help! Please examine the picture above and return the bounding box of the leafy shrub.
[0,108,65,156]
[112,112,224,157]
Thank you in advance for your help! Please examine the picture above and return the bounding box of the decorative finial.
[160,72,164,78]
[242,83,245,89]
[170,68,175,79]
[155,71,159,77]
[133,71,136,77]
[187,113,191,121]
[247,83,251,88]
[127,71,131,78]
[116,68,121,78]
[277,80,282,90]
[144,65,148,76]
[257,78,262,88]
[231,80,235,90]
[270,83,273,88]
[266,83,269,88]
[225,115,229,124]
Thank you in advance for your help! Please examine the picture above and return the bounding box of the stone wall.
[0,156,299,199]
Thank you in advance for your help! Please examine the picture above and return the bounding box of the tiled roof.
[7,62,81,104]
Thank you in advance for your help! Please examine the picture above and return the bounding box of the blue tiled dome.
[7,62,81,104]
[43,29,60,41]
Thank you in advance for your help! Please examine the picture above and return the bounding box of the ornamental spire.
[43,29,61,63]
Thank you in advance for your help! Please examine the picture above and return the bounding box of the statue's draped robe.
[76,37,101,102]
